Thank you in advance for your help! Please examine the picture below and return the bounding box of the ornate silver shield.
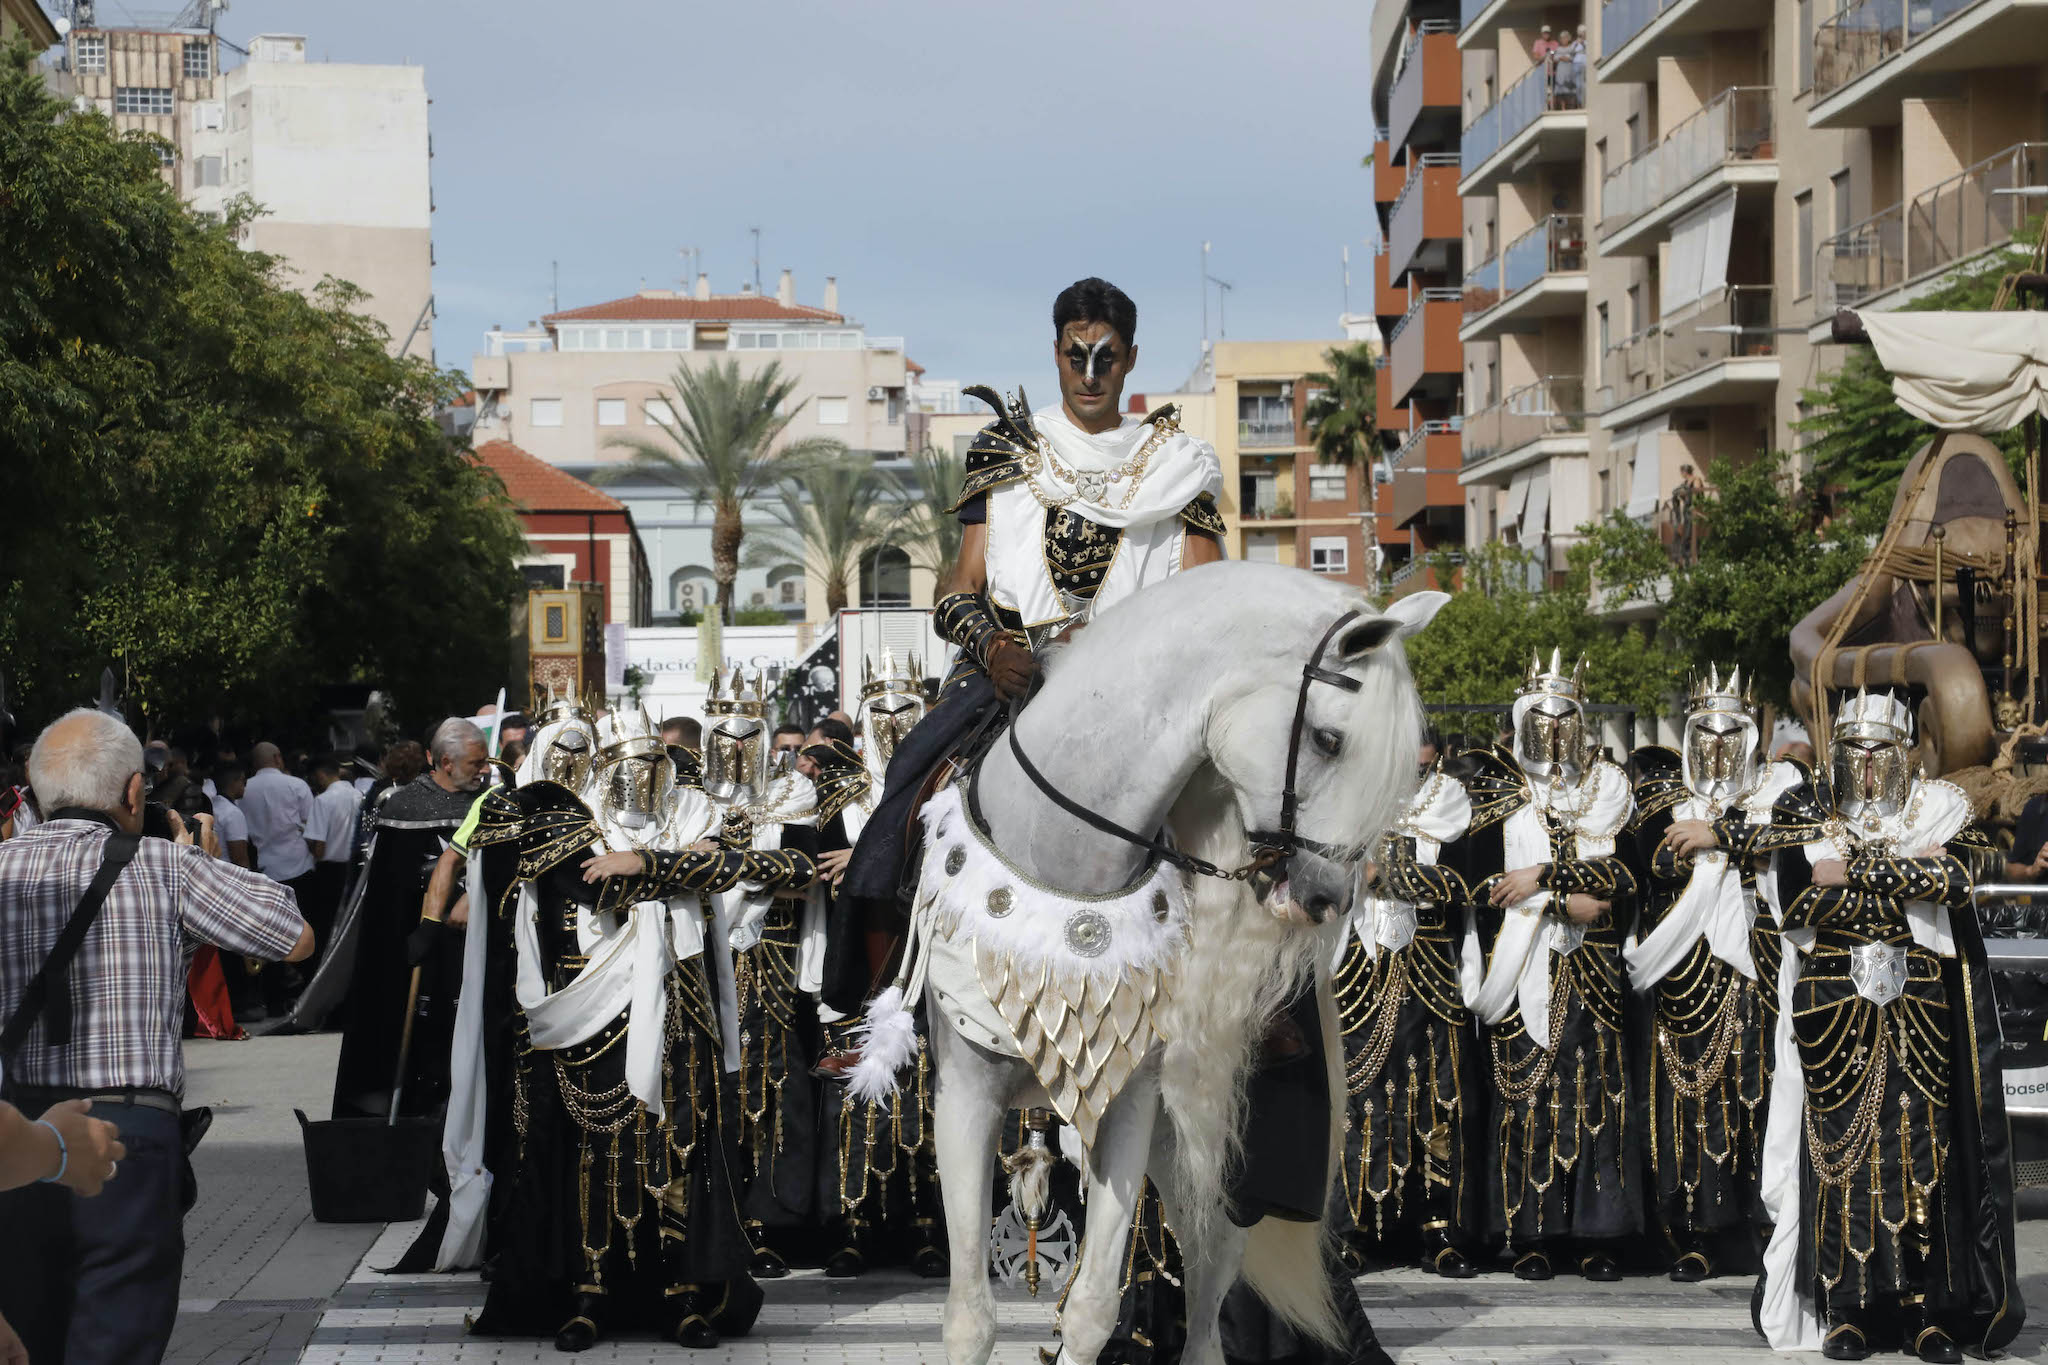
[1850,943,1907,1006]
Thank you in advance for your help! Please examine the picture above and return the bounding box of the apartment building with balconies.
[1379,0,2048,588]
[1371,0,1472,594]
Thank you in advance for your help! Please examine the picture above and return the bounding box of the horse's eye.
[1312,727,1343,758]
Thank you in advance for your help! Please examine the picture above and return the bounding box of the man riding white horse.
[834,276,1424,1365]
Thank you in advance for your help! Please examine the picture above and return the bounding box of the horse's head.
[1207,585,1448,926]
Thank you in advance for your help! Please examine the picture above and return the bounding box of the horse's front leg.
[932,1017,1012,1365]
[1052,1056,1162,1365]
[1146,1146,1249,1365]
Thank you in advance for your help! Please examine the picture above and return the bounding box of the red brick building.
[473,439,651,626]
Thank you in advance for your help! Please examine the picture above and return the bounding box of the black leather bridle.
[1005,609,1368,882]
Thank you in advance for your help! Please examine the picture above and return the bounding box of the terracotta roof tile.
[543,292,845,325]
[472,439,626,515]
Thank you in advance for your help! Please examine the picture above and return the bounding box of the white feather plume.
[847,985,918,1105]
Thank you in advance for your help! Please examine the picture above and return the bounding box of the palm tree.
[746,459,896,617]
[1304,340,1382,474]
[888,441,967,579]
[597,359,845,622]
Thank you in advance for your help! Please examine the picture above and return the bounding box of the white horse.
[853,563,1446,1365]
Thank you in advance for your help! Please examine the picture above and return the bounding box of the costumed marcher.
[1625,666,1803,1281]
[323,717,491,1119]
[806,652,945,1279]
[467,704,820,1353]
[699,669,826,1278]
[1335,743,1482,1277]
[1755,690,2024,1363]
[1462,650,1642,1282]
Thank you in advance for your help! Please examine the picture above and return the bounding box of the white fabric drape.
[1619,413,1669,518]
[1861,312,2048,435]
[1504,469,1533,529]
[1462,759,1633,1050]
[1623,762,1801,991]
[1335,773,1474,971]
[432,852,492,1270]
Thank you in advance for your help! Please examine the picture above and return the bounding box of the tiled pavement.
[164,1036,2048,1363]
[284,1218,2048,1364]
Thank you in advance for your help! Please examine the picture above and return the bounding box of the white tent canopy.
[1861,312,2048,434]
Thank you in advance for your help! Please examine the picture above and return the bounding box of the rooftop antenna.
[549,259,558,314]
[1200,241,1211,344]
[1206,269,1234,339]
[749,226,762,294]
[1342,244,1351,317]
[678,245,700,288]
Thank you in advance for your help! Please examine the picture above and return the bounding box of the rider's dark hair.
[1052,278,1136,350]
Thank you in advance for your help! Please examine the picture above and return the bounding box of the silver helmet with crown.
[1513,647,1590,788]
[1682,664,1760,808]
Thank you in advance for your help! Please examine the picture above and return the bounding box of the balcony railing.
[1462,377,1588,465]
[1599,87,1774,237]
[1599,286,1775,407]
[1600,0,1683,59]
[1910,142,2045,279]
[1393,419,1463,471]
[1813,0,1987,100]
[1390,23,1459,149]
[1462,62,1583,175]
[1814,143,2045,318]
[1239,417,1299,447]
[1390,152,1461,222]
[1464,254,1501,315]
[1816,203,1906,314]
[1389,286,1464,346]
[1505,214,1587,292]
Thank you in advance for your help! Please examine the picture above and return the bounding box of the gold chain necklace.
[1023,423,1170,511]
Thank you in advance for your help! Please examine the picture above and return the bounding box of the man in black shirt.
[2006,793,2048,881]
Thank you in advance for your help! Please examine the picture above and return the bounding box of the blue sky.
[199,0,1375,399]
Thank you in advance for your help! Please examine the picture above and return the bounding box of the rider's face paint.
[1055,322,1131,429]
[1065,338,1115,383]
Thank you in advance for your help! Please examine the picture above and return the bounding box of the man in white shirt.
[239,743,314,886]
[210,766,252,869]
[302,753,362,964]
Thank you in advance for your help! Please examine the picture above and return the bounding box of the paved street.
[168,1034,2048,1364]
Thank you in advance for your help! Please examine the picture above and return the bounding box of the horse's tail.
[1241,1218,1342,1347]
[1240,965,1349,1348]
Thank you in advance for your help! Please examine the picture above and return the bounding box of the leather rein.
[1004,609,1367,882]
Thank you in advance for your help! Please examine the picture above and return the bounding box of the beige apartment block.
[1371,0,2047,586]
[46,27,435,359]
[1149,339,1381,589]
[470,274,924,623]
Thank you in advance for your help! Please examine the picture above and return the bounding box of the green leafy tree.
[1402,542,1686,719]
[0,48,523,732]
[1797,218,2039,526]
[745,460,895,617]
[599,358,844,623]
[1578,451,1864,712]
[1305,341,1381,469]
[890,441,967,578]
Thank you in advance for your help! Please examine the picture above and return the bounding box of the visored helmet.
[1681,664,1760,807]
[594,706,670,826]
[703,666,770,805]
[859,648,926,770]
[1512,647,1589,789]
[1830,688,1915,823]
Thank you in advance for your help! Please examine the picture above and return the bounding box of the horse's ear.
[1378,590,1449,641]
[1336,616,1400,660]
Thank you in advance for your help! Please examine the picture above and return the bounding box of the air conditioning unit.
[867,386,886,401]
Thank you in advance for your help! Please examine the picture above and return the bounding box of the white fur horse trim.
[856,783,1193,1152]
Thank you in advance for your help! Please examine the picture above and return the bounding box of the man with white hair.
[0,709,312,1365]
[328,718,491,1119]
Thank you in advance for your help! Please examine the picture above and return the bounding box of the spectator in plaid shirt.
[0,709,312,1365]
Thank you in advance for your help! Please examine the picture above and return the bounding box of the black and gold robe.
[1463,747,1644,1253]
[468,781,816,1339]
